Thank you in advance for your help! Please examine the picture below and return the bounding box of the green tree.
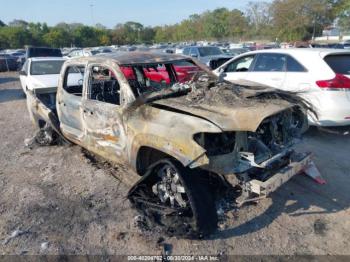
[8,19,28,28]
[0,26,31,48]
[27,22,46,46]
[43,28,71,47]
[335,0,350,34]
[270,0,336,41]
[246,2,273,39]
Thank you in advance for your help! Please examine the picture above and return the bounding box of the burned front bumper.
[223,152,318,206]
[247,152,312,196]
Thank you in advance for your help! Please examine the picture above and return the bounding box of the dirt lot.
[0,71,349,256]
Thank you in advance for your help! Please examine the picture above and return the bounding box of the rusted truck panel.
[26,51,317,238]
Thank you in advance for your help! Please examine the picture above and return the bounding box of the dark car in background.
[10,51,26,66]
[182,46,233,69]
[221,48,249,57]
[0,54,20,72]
[25,47,62,61]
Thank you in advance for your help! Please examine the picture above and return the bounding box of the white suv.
[214,49,350,126]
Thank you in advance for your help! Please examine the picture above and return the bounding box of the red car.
[120,61,200,85]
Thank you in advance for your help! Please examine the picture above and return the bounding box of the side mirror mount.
[19,70,26,76]
[191,54,198,58]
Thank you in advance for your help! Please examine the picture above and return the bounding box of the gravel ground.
[0,72,349,256]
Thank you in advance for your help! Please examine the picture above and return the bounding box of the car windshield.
[198,47,223,57]
[120,60,203,98]
[30,60,65,75]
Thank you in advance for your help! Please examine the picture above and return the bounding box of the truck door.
[81,64,126,163]
[57,64,85,141]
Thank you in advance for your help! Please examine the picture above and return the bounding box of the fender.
[129,133,209,171]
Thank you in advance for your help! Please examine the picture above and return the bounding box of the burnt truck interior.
[120,61,201,96]
[26,54,324,239]
[89,66,121,105]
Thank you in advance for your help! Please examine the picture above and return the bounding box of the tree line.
[1,0,349,49]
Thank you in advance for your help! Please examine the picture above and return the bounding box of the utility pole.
[90,3,95,26]
[312,15,316,41]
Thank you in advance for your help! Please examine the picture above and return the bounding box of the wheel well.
[136,146,178,175]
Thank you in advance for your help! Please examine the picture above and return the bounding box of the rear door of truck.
[57,63,86,140]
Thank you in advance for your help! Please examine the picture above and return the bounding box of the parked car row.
[0,48,26,71]
[0,46,63,72]
[0,54,20,71]
[15,45,350,127]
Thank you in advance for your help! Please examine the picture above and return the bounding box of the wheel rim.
[152,164,188,208]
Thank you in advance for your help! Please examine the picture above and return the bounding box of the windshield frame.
[117,57,219,106]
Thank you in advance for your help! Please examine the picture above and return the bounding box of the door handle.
[271,78,282,81]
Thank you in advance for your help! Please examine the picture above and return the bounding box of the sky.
[0,0,268,28]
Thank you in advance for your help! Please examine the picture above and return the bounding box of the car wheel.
[35,123,57,145]
[128,159,218,238]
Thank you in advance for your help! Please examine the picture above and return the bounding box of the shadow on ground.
[0,88,25,103]
[210,126,350,240]
[0,76,19,85]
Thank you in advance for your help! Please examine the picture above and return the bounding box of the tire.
[128,159,218,238]
[35,123,57,146]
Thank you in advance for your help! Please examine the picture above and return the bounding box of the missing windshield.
[120,60,202,97]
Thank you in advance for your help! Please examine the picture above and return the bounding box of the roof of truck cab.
[70,51,189,65]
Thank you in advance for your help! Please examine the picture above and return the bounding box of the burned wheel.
[35,123,56,145]
[152,164,188,208]
[128,159,218,238]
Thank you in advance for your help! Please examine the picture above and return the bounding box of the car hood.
[152,96,293,132]
[29,74,60,89]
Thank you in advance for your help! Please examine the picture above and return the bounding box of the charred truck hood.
[133,90,308,175]
[151,98,294,132]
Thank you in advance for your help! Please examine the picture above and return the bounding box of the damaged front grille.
[236,108,305,173]
[249,108,304,155]
[200,108,306,175]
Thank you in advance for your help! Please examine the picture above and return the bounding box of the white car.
[64,49,99,59]
[214,49,350,126]
[19,57,67,93]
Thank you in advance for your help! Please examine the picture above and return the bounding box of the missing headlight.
[193,132,235,156]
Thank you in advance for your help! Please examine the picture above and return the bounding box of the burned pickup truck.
[25,52,321,237]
